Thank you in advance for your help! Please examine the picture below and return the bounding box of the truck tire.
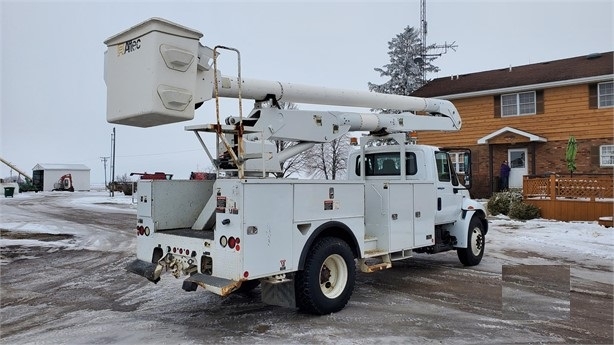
[295,237,356,315]
[457,216,485,266]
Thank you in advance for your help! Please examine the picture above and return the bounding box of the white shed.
[32,163,91,191]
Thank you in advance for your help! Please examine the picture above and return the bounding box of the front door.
[508,148,528,189]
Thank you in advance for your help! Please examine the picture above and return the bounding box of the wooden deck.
[523,175,613,222]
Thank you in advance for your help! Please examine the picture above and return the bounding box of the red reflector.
[236,237,240,244]
[228,237,236,249]
[235,244,240,251]
[243,271,249,278]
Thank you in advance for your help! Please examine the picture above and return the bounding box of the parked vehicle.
[104,18,487,314]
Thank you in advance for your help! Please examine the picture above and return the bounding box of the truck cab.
[346,133,486,261]
[347,133,473,226]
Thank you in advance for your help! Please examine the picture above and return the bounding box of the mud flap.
[126,259,161,283]
[261,279,296,308]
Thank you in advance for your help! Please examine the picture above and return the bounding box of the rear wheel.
[295,237,355,315]
[457,216,485,266]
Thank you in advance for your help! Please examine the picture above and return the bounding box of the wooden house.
[412,51,613,199]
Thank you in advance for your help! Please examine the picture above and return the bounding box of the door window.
[510,151,526,168]
[435,152,451,182]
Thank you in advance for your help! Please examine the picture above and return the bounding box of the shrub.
[487,190,523,216]
[508,201,541,220]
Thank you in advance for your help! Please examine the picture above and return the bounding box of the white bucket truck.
[104,18,487,315]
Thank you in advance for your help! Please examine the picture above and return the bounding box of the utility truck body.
[105,18,487,314]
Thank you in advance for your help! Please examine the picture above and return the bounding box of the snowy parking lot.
[1,191,612,344]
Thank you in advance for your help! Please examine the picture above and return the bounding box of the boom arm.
[104,18,460,131]
[212,76,460,129]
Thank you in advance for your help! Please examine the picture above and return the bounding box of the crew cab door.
[434,151,463,225]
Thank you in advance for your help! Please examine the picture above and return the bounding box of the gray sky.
[1,0,612,184]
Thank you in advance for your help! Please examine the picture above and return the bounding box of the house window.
[598,82,614,108]
[501,91,536,116]
[601,145,614,166]
[449,152,466,173]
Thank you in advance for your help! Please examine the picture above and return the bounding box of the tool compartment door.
[242,182,294,277]
[388,183,414,251]
[413,183,436,248]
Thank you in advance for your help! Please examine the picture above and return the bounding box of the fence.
[523,175,613,221]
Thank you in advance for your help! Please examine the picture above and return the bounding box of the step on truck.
[104,18,488,315]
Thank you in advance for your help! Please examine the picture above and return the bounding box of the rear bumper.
[126,259,160,283]
[126,258,241,296]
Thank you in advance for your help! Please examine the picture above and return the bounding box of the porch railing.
[523,174,613,221]
[523,175,613,201]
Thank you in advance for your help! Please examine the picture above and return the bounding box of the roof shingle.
[411,51,613,98]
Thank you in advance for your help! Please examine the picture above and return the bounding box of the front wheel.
[295,237,356,315]
[457,216,485,266]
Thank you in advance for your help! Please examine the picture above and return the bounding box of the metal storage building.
[32,163,91,191]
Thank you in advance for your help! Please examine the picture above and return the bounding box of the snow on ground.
[1,191,612,344]
[489,215,613,261]
[1,191,612,268]
[66,190,137,212]
[0,191,137,263]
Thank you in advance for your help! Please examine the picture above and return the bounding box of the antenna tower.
[417,0,458,83]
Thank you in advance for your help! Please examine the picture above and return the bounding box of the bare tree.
[268,101,351,180]
[302,134,351,180]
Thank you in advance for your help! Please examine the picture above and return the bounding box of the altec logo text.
[117,38,141,56]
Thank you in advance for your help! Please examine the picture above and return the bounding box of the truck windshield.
[356,152,417,176]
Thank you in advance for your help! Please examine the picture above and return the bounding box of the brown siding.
[416,84,614,147]
[416,83,614,198]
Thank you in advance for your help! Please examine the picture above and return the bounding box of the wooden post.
[549,174,557,200]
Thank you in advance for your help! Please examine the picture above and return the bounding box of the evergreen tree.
[368,26,439,113]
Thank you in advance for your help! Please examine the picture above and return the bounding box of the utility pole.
[110,127,116,197]
[100,156,109,190]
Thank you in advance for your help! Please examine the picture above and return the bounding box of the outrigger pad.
[182,280,198,292]
[126,259,160,283]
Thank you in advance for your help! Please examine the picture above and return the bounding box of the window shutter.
[536,90,544,114]
[494,95,501,118]
[588,84,598,109]
[590,145,600,165]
